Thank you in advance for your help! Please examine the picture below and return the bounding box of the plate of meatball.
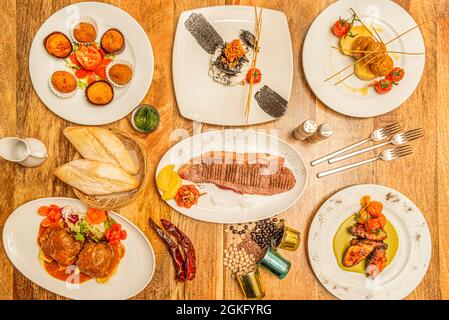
[2,197,155,300]
[29,2,153,125]
[302,0,425,118]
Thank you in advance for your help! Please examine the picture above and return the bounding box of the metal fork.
[328,128,423,164]
[317,145,413,178]
[310,123,401,166]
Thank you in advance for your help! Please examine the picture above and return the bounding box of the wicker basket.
[73,130,147,210]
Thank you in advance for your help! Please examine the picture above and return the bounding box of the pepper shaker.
[307,123,333,143]
[293,120,317,141]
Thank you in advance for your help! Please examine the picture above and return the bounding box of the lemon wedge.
[161,172,181,200]
[157,165,182,200]
[156,165,176,191]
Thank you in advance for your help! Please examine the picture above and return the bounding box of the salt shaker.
[307,123,333,143]
[293,120,317,141]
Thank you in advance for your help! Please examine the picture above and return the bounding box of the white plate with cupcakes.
[29,2,154,125]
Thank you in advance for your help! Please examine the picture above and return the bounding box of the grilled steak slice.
[178,152,296,195]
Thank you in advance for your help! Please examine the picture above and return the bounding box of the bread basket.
[73,130,147,210]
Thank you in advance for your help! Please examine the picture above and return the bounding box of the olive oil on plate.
[333,215,399,274]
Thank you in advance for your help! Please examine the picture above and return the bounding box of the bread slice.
[63,127,139,175]
[54,159,139,195]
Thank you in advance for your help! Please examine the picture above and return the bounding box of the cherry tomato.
[75,69,88,79]
[371,79,393,94]
[106,223,126,245]
[386,67,405,83]
[101,58,113,67]
[69,53,82,67]
[98,48,105,61]
[94,65,107,79]
[87,72,97,84]
[75,45,102,71]
[332,18,351,37]
[246,68,262,84]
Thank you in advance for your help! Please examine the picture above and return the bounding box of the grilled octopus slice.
[348,223,387,241]
[366,246,388,279]
[342,239,386,268]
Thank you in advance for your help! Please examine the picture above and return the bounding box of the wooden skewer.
[244,7,263,123]
[350,8,381,43]
[371,24,384,44]
[334,52,381,86]
[323,51,375,82]
[325,15,426,85]
[386,21,427,45]
[331,46,424,55]
[245,8,262,114]
[244,8,260,120]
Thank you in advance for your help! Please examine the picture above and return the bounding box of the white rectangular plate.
[173,6,293,126]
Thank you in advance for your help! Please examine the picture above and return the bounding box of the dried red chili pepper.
[161,219,197,281]
[148,218,186,282]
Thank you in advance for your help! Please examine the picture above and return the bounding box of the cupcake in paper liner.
[106,59,134,88]
[100,28,126,54]
[43,31,73,59]
[70,16,99,45]
[49,70,77,98]
[85,80,115,107]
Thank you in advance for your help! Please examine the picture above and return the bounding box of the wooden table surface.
[0,0,448,300]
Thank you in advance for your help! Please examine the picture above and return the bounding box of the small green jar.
[131,104,160,133]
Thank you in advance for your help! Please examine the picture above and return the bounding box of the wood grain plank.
[1,0,447,300]
[437,18,449,300]
[0,0,16,301]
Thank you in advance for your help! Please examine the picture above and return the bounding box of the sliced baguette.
[54,159,139,195]
[63,127,139,175]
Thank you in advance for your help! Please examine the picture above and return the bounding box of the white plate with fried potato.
[302,0,425,117]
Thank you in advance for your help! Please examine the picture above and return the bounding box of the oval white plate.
[29,2,154,125]
[3,197,155,300]
[308,184,431,300]
[173,6,293,126]
[156,130,308,223]
[303,0,425,118]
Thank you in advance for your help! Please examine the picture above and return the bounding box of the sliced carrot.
[38,206,50,216]
[41,218,53,228]
[367,218,382,231]
[53,212,62,222]
[368,201,383,217]
[86,208,108,225]
[49,205,61,215]
[377,213,387,227]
